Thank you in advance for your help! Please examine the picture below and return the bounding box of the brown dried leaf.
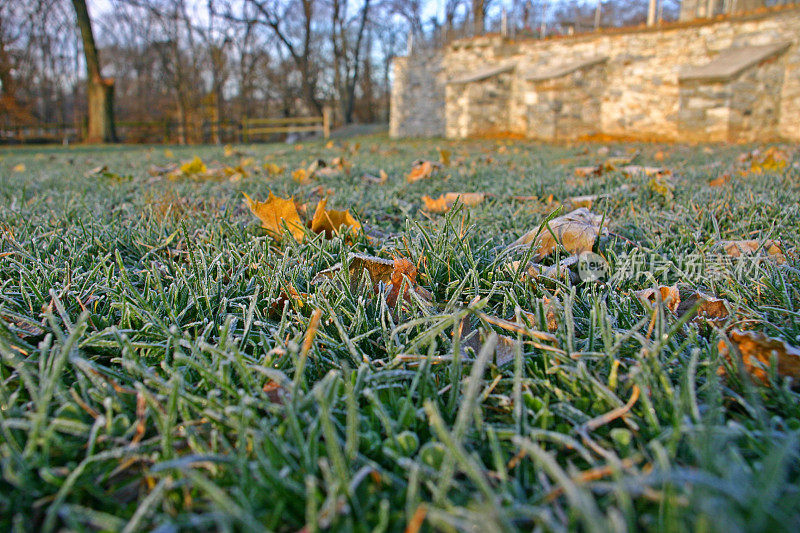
[635,285,680,314]
[310,197,361,239]
[509,208,606,261]
[676,291,730,325]
[718,329,800,385]
[719,239,785,264]
[243,192,305,242]
[313,254,418,307]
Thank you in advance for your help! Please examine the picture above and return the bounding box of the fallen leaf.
[1,314,45,338]
[574,166,601,178]
[635,285,680,313]
[748,147,788,174]
[164,149,174,158]
[180,156,207,175]
[508,258,577,283]
[84,165,108,178]
[262,381,288,404]
[243,192,305,242]
[422,192,485,214]
[269,284,308,317]
[565,194,604,210]
[325,140,335,149]
[438,148,452,166]
[509,208,606,261]
[718,330,800,385]
[12,163,25,172]
[719,239,785,264]
[264,162,285,175]
[622,165,671,179]
[676,291,730,325]
[407,160,439,183]
[709,173,730,187]
[310,197,361,239]
[647,176,674,201]
[313,254,419,307]
[292,168,311,183]
[363,170,388,184]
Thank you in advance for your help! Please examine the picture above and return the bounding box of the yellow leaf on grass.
[509,208,606,261]
[718,329,800,385]
[719,239,785,264]
[181,156,207,175]
[264,162,285,176]
[310,197,361,239]
[407,160,438,183]
[12,163,25,172]
[292,168,311,183]
[422,192,485,214]
[749,147,788,174]
[164,149,174,158]
[243,192,305,242]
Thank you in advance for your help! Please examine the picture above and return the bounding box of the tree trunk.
[472,0,485,35]
[72,0,116,143]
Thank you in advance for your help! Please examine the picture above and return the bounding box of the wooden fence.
[1,109,332,145]
[242,107,331,142]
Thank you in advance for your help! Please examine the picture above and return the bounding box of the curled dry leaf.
[310,197,361,239]
[509,208,606,261]
[675,291,730,325]
[719,239,785,264]
[422,192,485,214]
[407,160,440,183]
[243,192,305,242]
[718,329,800,385]
[313,253,420,307]
[635,285,680,314]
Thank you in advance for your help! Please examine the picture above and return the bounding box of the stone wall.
[390,6,800,142]
[389,48,445,138]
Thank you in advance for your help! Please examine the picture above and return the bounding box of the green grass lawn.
[1,137,800,531]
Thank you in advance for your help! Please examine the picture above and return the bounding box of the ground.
[1,137,799,531]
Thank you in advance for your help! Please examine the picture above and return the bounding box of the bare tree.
[330,0,372,124]
[72,0,116,142]
[240,0,323,114]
